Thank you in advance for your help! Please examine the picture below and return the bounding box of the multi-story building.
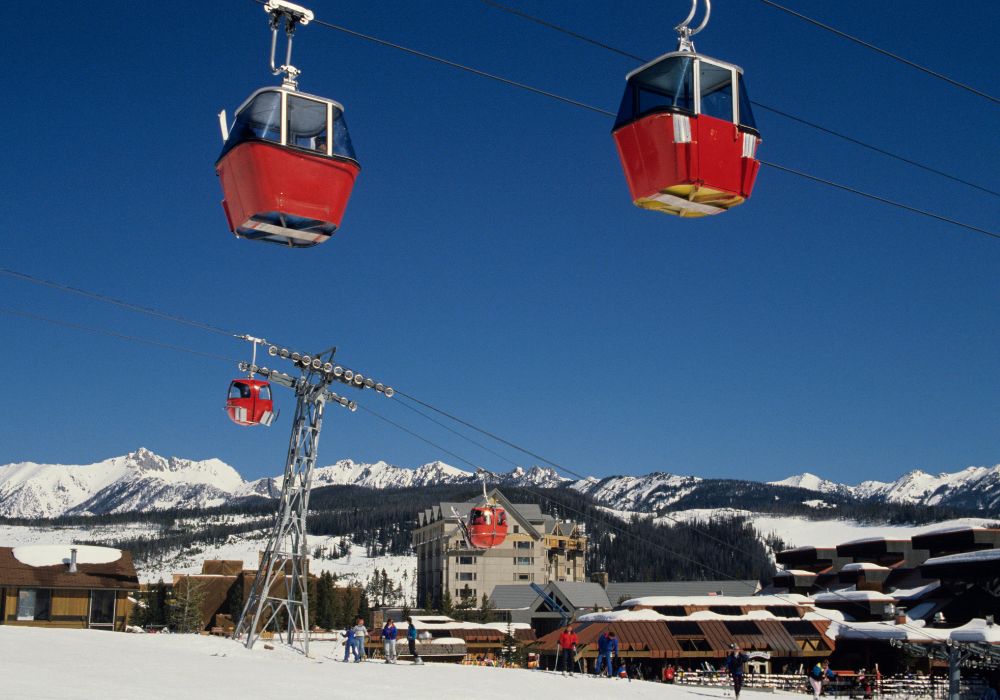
[413,489,587,607]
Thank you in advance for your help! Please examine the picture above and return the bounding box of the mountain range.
[0,448,998,519]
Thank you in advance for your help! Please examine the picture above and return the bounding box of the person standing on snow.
[382,618,398,664]
[594,630,615,677]
[725,643,750,699]
[406,616,421,664]
[808,659,835,698]
[351,617,368,662]
[343,624,356,662]
[557,625,579,676]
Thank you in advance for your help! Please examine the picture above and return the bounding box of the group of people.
[341,616,420,664]
[555,626,631,680]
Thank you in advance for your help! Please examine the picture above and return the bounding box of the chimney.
[69,547,78,573]
[590,571,609,589]
[894,607,907,625]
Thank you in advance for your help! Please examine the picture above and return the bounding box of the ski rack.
[234,339,394,656]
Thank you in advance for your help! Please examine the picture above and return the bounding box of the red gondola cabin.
[468,505,508,549]
[613,51,761,217]
[216,87,360,247]
[226,378,276,427]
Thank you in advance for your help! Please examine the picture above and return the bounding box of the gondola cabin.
[216,87,360,247]
[468,505,508,549]
[613,51,761,217]
[226,378,276,427]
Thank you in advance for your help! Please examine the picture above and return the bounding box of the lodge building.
[413,489,587,607]
[0,545,139,632]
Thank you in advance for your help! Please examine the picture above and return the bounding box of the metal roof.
[490,584,542,611]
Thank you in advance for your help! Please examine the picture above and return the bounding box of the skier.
[382,617,398,664]
[616,658,630,681]
[557,625,579,676]
[725,643,750,699]
[351,617,368,662]
[594,630,616,677]
[808,659,835,698]
[342,623,356,662]
[406,616,422,664]
[662,663,676,683]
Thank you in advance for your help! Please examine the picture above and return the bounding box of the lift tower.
[233,341,393,655]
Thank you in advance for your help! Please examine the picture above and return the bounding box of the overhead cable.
[756,0,999,105]
[297,10,999,240]
[480,0,1000,198]
[0,268,240,338]
[0,306,239,363]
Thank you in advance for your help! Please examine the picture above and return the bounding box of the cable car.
[226,378,277,427]
[215,1,360,247]
[612,2,761,217]
[467,503,508,549]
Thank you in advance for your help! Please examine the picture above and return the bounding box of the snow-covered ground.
[0,626,775,700]
[657,509,998,549]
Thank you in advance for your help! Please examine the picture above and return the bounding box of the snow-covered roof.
[923,549,1000,566]
[577,609,667,623]
[775,569,818,577]
[890,581,941,600]
[840,562,891,572]
[949,618,1000,644]
[813,590,896,604]
[833,619,947,642]
[12,545,121,567]
[624,594,811,608]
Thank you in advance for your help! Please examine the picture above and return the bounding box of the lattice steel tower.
[233,342,393,655]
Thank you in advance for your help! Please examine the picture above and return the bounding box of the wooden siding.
[1,587,132,631]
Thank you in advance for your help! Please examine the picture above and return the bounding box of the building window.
[514,573,534,582]
[456,572,476,581]
[16,589,52,621]
[513,526,520,534]
[515,541,532,550]
[724,620,761,635]
[514,556,534,566]
[457,555,476,565]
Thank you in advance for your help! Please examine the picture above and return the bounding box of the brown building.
[0,545,139,631]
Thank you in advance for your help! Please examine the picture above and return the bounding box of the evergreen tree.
[477,593,495,623]
[169,579,206,633]
[357,591,371,625]
[440,589,454,617]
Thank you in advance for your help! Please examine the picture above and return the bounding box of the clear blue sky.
[1,1,997,483]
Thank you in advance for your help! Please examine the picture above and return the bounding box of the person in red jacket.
[557,626,579,676]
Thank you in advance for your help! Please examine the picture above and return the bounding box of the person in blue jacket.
[594,631,617,677]
[725,643,750,699]
[406,616,421,664]
[343,624,356,662]
[382,618,398,664]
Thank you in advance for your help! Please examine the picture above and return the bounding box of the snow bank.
[949,618,1000,644]
[578,609,667,622]
[813,590,895,604]
[12,544,121,567]
[924,549,1000,566]
[622,594,811,608]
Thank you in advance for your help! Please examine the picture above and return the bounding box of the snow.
[775,569,818,577]
[813,591,896,603]
[749,515,998,550]
[622,594,811,608]
[949,618,1000,644]
[890,581,941,599]
[833,619,947,642]
[840,562,890,572]
[923,549,1000,566]
[0,626,747,700]
[12,544,121,566]
[578,609,668,622]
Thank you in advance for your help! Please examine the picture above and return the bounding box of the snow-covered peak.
[769,472,844,494]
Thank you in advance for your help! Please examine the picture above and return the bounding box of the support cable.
[0,268,241,338]
[292,8,999,240]
[0,306,239,363]
[756,0,1000,105]
[479,0,1000,198]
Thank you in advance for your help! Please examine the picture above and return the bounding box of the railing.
[673,671,988,699]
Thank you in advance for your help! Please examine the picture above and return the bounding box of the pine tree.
[477,593,495,623]
[358,591,371,625]
[169,578,206,633]
[440,589,454,617]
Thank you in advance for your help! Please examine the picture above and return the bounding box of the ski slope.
[0,626,774,700]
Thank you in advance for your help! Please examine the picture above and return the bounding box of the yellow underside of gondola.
[635,184,746,218]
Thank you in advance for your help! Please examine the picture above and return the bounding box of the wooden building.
[0,545,139,632]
